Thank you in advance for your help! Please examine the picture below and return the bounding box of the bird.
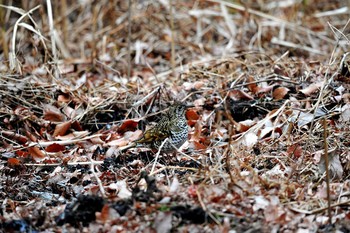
[125,103,188,152]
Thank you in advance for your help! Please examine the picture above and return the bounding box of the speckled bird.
[129,103,188,152]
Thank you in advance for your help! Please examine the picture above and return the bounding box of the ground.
[0,1,350,232]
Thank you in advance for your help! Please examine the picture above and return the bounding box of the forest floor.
[0,1,350,232]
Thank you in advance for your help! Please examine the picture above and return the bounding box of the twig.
[46,0,59,78]
[151,138,169,174]
[7,4,41,71]
[127,0,132,79]
[132,86,161,107]
[89,156,106,198]
[170,0,175,75]
[289,200,350,215]
[209,0,334,44]
[323,118,332,223]
[150,165,198,176]
[27,134,103,147]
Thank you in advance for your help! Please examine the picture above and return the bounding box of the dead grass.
[0,0,350,232]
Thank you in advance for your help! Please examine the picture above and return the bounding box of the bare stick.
[151,138,169,174]
[323,118,332,223]
[89,156,106,198]
[170,0,175,74]
[127,0,132,79]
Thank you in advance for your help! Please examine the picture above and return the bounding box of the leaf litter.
[0,0,350,232]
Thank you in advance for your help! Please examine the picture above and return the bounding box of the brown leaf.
[190,121,202,142]
[273,87,290,100]
[247,75,259,94]
[62,106,76,119]
[228,90,254,101]
[96,204,110,223]
[300,82,323,96]
[46,143,65,152]
[16,150,29,157]
[186,109,200,121]
[117,120,139,134]
[287,144,303,159]
[53,121,72,137]
[28,147,46,161]
[8,158,21,166]
[71,121,83,131]
[236,120,255,133]
[43,104,65,122]
[1,131,28,144]
[192,141,207,150]
[57,94,71,103]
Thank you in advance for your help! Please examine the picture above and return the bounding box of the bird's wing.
[134,126,169,144]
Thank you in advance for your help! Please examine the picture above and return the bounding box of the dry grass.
[0,0,350,232]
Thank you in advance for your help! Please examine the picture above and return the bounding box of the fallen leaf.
[8,158,21,166]
[16,150,29,157]
[96,204,110,223]
[53,121,72,137]
[236,119,255,133]
[229,89,254,101]
[273,87,290,100]
[247,75,259,94]
[319,154,343,179]
[43,104,65,122]
[57,94,71,103]
[186,109,200,121]
[117,120,139,134]
[192,141,207,150]
[1,131,28,144]
[300,82,323,96]
[287,144,303,159]
[62,106,76,119]
[46,143,65,152]
[28,146,46,161]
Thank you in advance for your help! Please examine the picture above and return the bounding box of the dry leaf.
[190,121,202,142]
[229,90,254,101]
[96,204,110,223]
[236,120,255,133]
[273,87,290,100]
[46,143,65,152]
[319,154,343,179]
[1,131,28,144]
[300,82,323,96]
[28,146,46,161]
[186,109,200,121]
[247,75,259,94]
[287,144,303,159]
[43,104,65,122]
[16,150,29,157]
[117,120,139,134]
[57,94,71,103]
[8,158,21,166]
[192,141,207,150]
[53,121,72,137]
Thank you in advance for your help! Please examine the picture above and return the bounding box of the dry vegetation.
[0,0,350,232]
